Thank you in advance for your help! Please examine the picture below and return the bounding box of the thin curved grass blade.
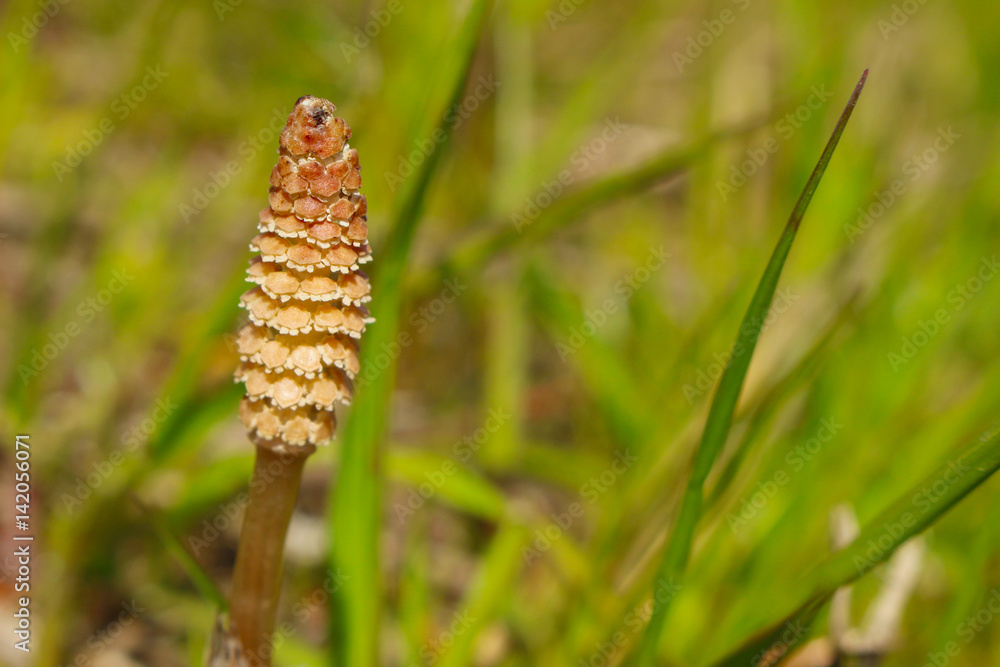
[711,421,1000,666]
[632,70,869,667]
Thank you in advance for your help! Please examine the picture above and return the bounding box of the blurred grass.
[634,69,868,667]
[329,2,493,665]
[2,1,1000,666]
[715,420,1000,666]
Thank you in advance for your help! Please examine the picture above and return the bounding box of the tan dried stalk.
[225,96,372,667]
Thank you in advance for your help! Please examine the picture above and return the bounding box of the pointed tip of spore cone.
[280,96,350,158]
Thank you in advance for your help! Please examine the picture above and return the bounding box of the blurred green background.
[1,0,1000,665]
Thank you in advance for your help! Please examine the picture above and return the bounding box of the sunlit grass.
[3,1,1000,666]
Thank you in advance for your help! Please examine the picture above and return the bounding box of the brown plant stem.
[230,443,313,666]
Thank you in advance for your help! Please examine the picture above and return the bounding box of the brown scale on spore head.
[236,96,372,451]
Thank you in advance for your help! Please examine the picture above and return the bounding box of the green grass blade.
[386,448,508,522]
[632,70,869,667]
[524,262,650,449]
[433,523,527,667]
[144,503,228,609]
[711,420,1000,667]
[327,2,492,665]
[438,121,766,286]
[705,297,858,507]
